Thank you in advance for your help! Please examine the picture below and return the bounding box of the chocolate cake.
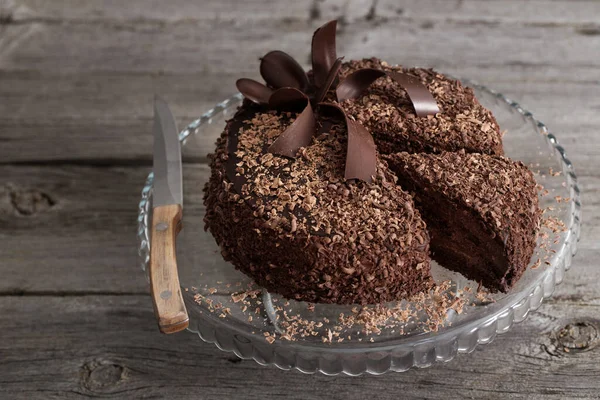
[384,151,542,292]
[339,58,504,156]
[204,103,432,304]
[203,20,541,304]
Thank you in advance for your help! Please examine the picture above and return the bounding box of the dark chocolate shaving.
[260,50,309,91]
[311,20,338,88]
[314,57,343,104]
[236,78,274,104]
[319,103,377,183]
[268,101,315,158]
[337,68,440,117]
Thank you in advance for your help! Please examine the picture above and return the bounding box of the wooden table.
[1,1,599,398]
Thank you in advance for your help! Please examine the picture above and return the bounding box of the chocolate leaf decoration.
[236,78,274,104]
[386,71,440,117]
[260,50,309,91]
[311,20,338,88]
[268,100,315,158]
[319,103,376,183]
[313,57,343,105]
[269,87,309,111]
[336,68,440,117]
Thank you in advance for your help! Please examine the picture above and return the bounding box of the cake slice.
[339,58,504,156]
[384,151,541,292]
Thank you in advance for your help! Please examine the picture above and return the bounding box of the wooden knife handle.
[150,204,189,334]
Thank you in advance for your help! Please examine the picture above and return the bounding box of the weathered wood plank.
[0,164,209,294]
[1,2,598,164]
[1,0,599,396]
[0,164,598,302]
[1,72,598,164]
[322,0,600,26]
[1,16,599,76]
[0,295,598,399]
[0,71,232,163]
[6,0,600,25]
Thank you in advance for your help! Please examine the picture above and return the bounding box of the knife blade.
[149,96,189,334]
[153,97,183,208]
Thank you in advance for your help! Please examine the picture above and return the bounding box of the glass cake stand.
[137,82,581,375]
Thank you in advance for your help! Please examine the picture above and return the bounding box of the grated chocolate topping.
[204,54,542,304]
[339,58,504,156]
[204,103,432,304]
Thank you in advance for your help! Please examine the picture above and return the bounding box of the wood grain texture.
[2,13,599,77]
[1,0,599,164]
[1,0,599,397]
[6,0,600,26]
[0,75,598,164]
[0,164,209,294]
[0,296,599,399]
[150,204,188,334]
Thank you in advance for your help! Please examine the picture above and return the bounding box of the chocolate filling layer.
[402,181,511,291]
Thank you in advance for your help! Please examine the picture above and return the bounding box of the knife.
[150,96,189,334]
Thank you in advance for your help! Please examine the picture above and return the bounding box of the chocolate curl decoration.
[269,87,309,109]
[267,88,315,158]
[314,57,343,104]
[234,20,377,183]
[236,21,342,160]
[319,103,377,183]
[260,50,309,91]
[237,49,315,158]
[337,68,440,117]
[311,20,337,88]
[236,78,273,104]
